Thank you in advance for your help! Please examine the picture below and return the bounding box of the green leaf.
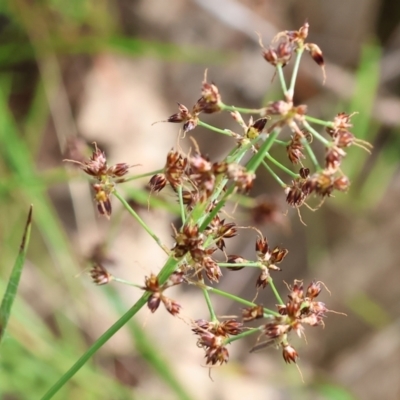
[0,205,33,344]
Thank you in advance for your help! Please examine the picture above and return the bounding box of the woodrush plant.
[45,22,371,397]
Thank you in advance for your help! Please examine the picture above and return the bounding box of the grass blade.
[0,205,33,344]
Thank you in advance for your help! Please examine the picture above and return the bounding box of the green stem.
[274,139,290,146]
[302,138,322,171]
[114,190,169,254]
[302,120,330,146]
[287,49,304,100]
[219,103,264,114]
[206,286,279,316]
[42,255,181,399]
[197,139,255,231]
[246,129,281,173]
[276,64,288,94]
[264,153,299,179]
[224,328,261,345]
[112,277,142,288]
[218,262,260,268]
[176,185,186,224]
[202,288,217,322]
[304,115,334,128]
[261,160,286,187]
[41,292,150,400]
[268,277,285,305]
[123,168,164,182]
[197,120,232,136]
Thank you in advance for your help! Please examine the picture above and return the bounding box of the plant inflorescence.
[65,22,371,372]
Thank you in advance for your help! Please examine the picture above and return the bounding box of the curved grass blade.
[0,205,33,344]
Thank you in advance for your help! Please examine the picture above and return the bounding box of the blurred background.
[1,0,400,399]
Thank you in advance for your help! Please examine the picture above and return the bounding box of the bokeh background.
[1,1,400,399]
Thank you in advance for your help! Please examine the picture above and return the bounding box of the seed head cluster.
[64,143,134,218]
[67,22,371,371]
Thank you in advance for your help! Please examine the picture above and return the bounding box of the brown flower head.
[142,273,183,316]
[89,263,113,285]
[226,254,247,271]
[93,183,113,218]
[246,117,269,139]
[164,150,188,189]
[149,173,167,193]
[282,343,299,364]
[227,163,256,192]
[242,305,264,322]
[192,73,222,114]
[255,236,288,272]
[167,103,198,133]
[205,215,237,251]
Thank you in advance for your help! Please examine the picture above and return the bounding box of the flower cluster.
[141,272,184,316]
[192,319,243,365]
[65,22,370,373]
[166,73,222,134]
[261,280,327,364]
[64,143,133,218]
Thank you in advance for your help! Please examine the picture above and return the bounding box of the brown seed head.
[149,173,167,192]
[168,103,191,123]
[306,280,322,299]
[164,150,188,189]
[147,293,161,313]
[226,254,247,271]
[246,117,269,139]
[325,146,346,172]
[161,296,182,316]
[282,343,299,364]
[89,263,113,285]
[93,183,113,218]
[242,305,264,322]
[256,266,270,289]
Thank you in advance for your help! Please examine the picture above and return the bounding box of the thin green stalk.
[41,292,150,400]
[217,262,260,268]
[268,277,284,305]
[287,49,304,100]
[104,286,193,400]
[261,161,286,187]
[198,185,234,232]
[114,189,169,254]
[264,153,299,179]
[246,129,281,173]
[224,327,261,345]
[276,64,288,94]
[274,139,290,146]
[302,138,322,170]
[304,115,334,128]
[202,288,217,322]
[42,255,181,399]
[206,286,279,317]
[123,168,164,182]
[112,277,142,288]
[302,120,330,146]
[219,103,264,114]
[197,120,232,136]
[176,185,186,224]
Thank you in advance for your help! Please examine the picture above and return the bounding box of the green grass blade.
[105,287,193,400]
[0,205,33,344]
[41,255,180,399]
